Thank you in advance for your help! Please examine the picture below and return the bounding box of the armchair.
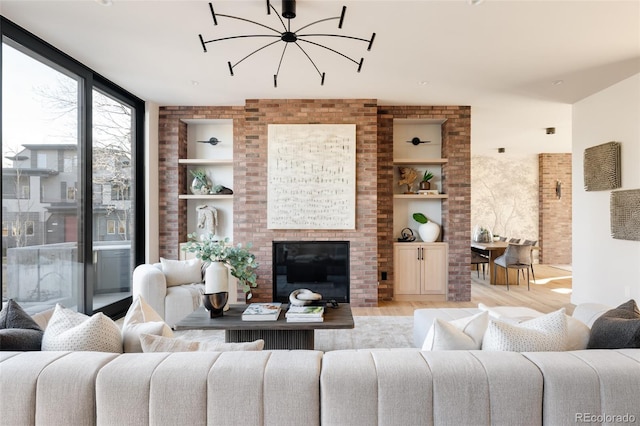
[132,260,205,328]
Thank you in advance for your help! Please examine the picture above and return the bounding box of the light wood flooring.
[352,264,573,316]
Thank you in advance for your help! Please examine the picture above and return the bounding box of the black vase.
[202,292,229,318]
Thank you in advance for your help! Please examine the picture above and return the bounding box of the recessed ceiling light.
[96,0,112,5]
[191,80,200,86]
[552,79,564,86]
[417,81,429,86]
[468,0,484,5]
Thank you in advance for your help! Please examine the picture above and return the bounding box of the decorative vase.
[205,261,229,293]
[418,222,440,242]
[419,181,431,190]
[472,225,493,243]
[202,292,229,318]
[191,176,210,195]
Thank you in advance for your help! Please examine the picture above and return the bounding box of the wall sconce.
[498,147,505,153]
[546,127,556,135]
[556,180,562,199]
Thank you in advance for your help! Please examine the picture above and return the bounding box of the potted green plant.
[413,212,440,242]
[419,170,434,190]
[190,170,210,195]
[182,233,259,298]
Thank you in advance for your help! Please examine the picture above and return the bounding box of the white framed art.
[267,124,356,229]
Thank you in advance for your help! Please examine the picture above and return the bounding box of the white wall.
[572,73,640,306]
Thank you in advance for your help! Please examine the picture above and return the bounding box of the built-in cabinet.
[179,119,234,243]
[393,119,448,298]
[394,242,448,300]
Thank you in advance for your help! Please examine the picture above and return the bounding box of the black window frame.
[1,16,145,318]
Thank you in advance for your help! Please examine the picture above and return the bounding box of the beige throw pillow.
[122,295,174,353]
[422,311,489,350]
[42,304,122,353]
[160,257,203,287]
[482,308,568,352]
[140,334,264,352]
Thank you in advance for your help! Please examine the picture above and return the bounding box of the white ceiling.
[1,0,639,154]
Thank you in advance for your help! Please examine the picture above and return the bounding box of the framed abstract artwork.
[583,141,621,191]
[267,124,356,230]
[610,189,640,241]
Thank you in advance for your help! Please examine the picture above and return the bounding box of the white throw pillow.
[160,258,203,287]
[482,308,568,352]
[122,295,174,353]
[42,304,122,353]
[566,315,591,350]
[422,311,489,350]
[477,303,543,323]
[140,334,264,352]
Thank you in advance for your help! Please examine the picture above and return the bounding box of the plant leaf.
[413,213,428,224]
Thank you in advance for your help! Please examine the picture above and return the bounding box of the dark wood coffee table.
[174,303,354,350]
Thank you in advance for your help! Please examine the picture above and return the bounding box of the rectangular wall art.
[583,141,621,191]
[267,124,356,230]
[610,189,640,241]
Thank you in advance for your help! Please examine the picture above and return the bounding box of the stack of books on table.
[286,305,324,323]
[241,302,282,321]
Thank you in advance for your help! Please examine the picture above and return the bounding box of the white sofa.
[2,348,639,425]
[132,263,204,328]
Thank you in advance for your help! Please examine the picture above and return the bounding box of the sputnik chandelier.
[198,0,376,87]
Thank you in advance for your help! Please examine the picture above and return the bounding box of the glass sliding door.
[1,39,85,314]
[91,88,135,311]
[1,18,144,318]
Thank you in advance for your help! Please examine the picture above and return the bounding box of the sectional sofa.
[2,348,640,425]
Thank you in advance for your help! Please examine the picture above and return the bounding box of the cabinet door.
[421,244,447,294]
[394,244,422,295]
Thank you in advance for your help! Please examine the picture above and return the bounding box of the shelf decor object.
[584,141,621,191]
[610,189,640,241]
[198,0,376,87]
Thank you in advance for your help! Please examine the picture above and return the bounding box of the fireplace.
[272,241,350,303]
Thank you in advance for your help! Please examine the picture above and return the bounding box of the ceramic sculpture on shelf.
[412,212,440,242]
[398,167,419,194]
[196,204,218,236]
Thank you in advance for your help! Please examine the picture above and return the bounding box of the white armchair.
[132,260,205,328]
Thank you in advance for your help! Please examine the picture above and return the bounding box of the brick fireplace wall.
[158,101,471,306]
[237,99,379,307]
[538,153,572,264]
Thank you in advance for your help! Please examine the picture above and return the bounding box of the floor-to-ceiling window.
[1,17,144,317]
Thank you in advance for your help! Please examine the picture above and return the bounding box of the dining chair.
[520,239,537,283]
[508,238,521,244]
[471,248,489,280]
[498,237,507,241]
[493,243,532,290]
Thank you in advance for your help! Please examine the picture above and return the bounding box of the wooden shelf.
[393,158,448,165]
[178,194,234,200]
[393,194,448,199]
[178,159,233,165]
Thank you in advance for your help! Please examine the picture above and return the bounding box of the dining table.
[471,240,538,286]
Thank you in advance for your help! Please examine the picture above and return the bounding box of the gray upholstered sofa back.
[2,349,640,425]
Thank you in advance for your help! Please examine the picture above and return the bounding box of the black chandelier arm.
[212,12,283,36]
[298,33,376,51]
[228,39,282,74]
[294,16,341,34]
[266,1,289,32]
[201,34,280,52]
[273,43,290,87]
[293,42,325,80]
[297,38,363,68]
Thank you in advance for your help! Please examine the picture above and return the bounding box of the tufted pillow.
[482,308,568,352]
[160,258,203,287]
[587,299,640,349]
[0,299,44,351]
[122,295,173,353]
[422,311,489,350]
[140,334,264,352]
[42,304,122,353]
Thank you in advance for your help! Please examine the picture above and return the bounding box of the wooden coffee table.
[174,303,354,350]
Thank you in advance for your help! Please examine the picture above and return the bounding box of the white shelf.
[393,158,448,165]
[178,159,233,165]
[394,194,448,199]
[178,194,234,200]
